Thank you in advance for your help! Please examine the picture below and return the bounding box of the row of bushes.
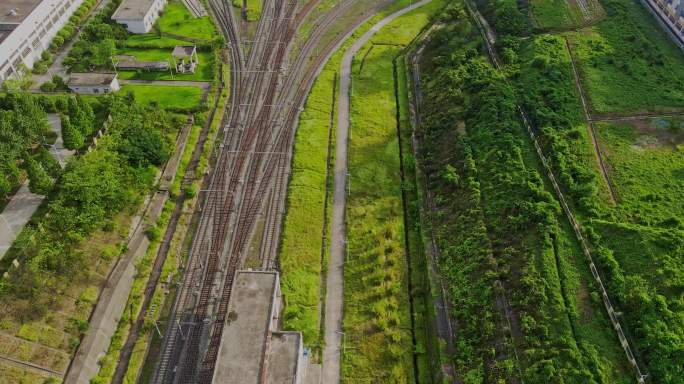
[31,0,99,74]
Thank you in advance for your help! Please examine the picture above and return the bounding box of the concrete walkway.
[322,1,432,382]
[0,114,74,261]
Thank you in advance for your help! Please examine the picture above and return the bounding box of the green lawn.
[116,48,214,81]
[124,34,191,49]
[157,1,218,41]
[565,0,684,113]
[119,84,203,110]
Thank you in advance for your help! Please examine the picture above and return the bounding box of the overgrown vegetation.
[564,0,684,113]
[435,0,684,380]
[585,120,684,382]
[512,34,611,211]
[416,4,632,382]
[0,94,182,381]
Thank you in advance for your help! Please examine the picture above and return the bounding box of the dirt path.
[322,1,433,382]
[564,39,618,204]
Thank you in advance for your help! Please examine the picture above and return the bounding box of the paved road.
[0,115,74,261]
[322,1,433,382]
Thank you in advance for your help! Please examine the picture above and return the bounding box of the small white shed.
[67,73,120,95]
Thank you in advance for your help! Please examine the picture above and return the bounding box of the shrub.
[62,116,85,150]
[26,157,54,195]
[40,81,56,92]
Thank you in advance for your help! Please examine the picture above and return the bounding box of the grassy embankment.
[415,4,634,382]
[342,1,448,382]
[119,84,203,110]
[278,0,441,362]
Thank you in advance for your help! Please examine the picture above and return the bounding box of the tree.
[26,157,53,195]
[92,39,116,68]
[52,75,68,91]
[61,116,84,150]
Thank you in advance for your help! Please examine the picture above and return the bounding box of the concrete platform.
[213,270,279,383]
[265,332,302,384]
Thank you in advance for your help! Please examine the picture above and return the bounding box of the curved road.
[323,1,433,382]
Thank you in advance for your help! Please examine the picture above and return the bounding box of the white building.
[67,73,120,94]
[647,0,684,47]
[0,0,85,85]
[111,0,167,34]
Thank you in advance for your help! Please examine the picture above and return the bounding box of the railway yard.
[1,0,684,382]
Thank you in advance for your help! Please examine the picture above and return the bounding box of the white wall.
[113,0,167,34]
[0,0,85,84]
[68,84,118,94]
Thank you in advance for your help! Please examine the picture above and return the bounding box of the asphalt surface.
[322,1,433,382]
[0,114,73,261]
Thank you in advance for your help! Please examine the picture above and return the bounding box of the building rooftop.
[265,332,302,384]
[112,0,157,20]
[213,270,278,384]
[68,73,118,86]
[172,45,197,58]
[0,0,42,25]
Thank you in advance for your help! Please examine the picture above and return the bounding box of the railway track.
[150,1,397,382]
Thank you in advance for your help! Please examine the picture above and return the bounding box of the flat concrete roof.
[265,332,302,384]
[172,45,197,58]
[112,0,157,20]
[0,0,42,25]
[68,73,118,86]
[213,270,278,384]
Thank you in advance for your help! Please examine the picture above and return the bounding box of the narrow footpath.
[322,1,433,382]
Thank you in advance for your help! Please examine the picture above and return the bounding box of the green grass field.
[596,120,684,222]
[530,0,583,29]
[124,34,191,49]
[157,2,218,41]
[120,84,203,110]
[565,0,684,113]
